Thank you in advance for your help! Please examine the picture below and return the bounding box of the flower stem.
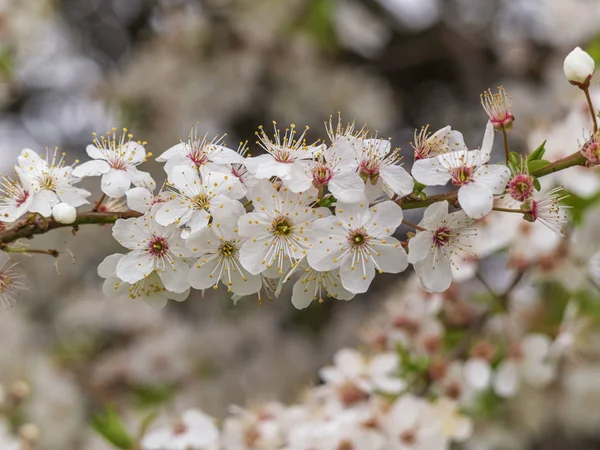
[402,220,426,231]
[492,206,522,214]
[501,127,510,164]
[583,86,599,134]
[1,247,59,257]
[92,193,107,212]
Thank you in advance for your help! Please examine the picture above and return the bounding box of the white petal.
[464,358,491,391]
[101,170,131,198]
[86,144,105,160]
[333,349,364,377]
[291,275,318,309]
[380,164,414,196]
[116,251,154,284]
[123,141,146,165]
[372,238,408,274]
[472,164,510,195]
[98,253,124,278]
[189,256,220,290]
[522,334,551,360]
[457,182,493,219]
[478,121,495,163]
[239,235,272,275]
[411,157,451,186]
[126,187,153,214]
[30,190,59,217]
[128,167,156,191]
[367,200,403,235]
[418,200,449,230]
[156,142,185,162]
[156,199,192,226]
[413,250,452,292]
[339,257,375,294]
[72,160,110,178]
[158,258,190,293]
[328,171,366,203]
[407,231,434,264]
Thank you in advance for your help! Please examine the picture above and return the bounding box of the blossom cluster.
[0,45,597,450]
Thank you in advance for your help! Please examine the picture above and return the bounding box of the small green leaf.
[412,179,427,194]
[508,152,521,168]
[137,411,159,441]
[91,406,134,450]
[527,159,551,173]
[532,176,541,191]
[318,195,336,208]
[527,140,546,162]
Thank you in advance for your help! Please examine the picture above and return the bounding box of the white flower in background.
[72,128,155,198]
[563,46,595,87]
[423,397,473,444]
[283,261,355,309]
[307,201,408,294]
[222,403,285,450]
[156,165,245,235]
[156,127,245,176]
[550,301,591,361]
[0,251,27,308]
[51,202,77,224]
[407,201,475,293]
[0,175,33,222]
[238,182,329,275]
[412,122,511,219]
[319,348,405,396]
[244,123,322,183]
[98,253,190,309]
[352,137,414,201]
[493,334,556,397]
[521,187,569,236]
[141,409,219,450]
[16,148,90,217]
[411,125,466,160]
[186,203,261,296]
[126,186,174,214]
[383,394,447,450]
[112,208,190,293]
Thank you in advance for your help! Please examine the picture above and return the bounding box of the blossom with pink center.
[506,173,534,203]
[112,207,190,293]
[521,187,569,236]
[407,201,475,293]
[72,128,155,198]
[141,409,219,450]
[156,126,246,177]
[0,251,27,308]
[0,174,33,223]
[481,87,515,130]
[307,201,408,294]
[412,122,511,219]
[244,123,322,185]
[411,125,466,160]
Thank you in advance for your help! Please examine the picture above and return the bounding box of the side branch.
[399,149,586,210]
[0,211,141,245]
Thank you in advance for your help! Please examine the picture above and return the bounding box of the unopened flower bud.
[52,202,77,224]
[563,47,595,88]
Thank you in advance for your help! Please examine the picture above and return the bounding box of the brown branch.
[0,211,141,245]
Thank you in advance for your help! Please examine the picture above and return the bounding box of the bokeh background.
[2,0,600,449]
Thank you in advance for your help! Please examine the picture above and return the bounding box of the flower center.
[107,153,128,170]
[188,149,209,167]
[218,241,237,258]
[172,420,188,436]
[39,173,57,190]
[193,194,210,210]
[16,190,30,207]
[272,216,294,236]
[148,236,169,257]
[311,164,333,187]
[450,166,473,186]
[358,159,380,184]
[348,228,369,247]
[507,174,534,202]
[400,429,417,445]
[433,226,452,247]
[273,148,294,163]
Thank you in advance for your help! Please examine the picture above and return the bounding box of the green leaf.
[131,383,176,408]
[508,152,521,168]
[91,406,134,450]
[137,411,159,441]
[527,159,551,173]
[318,195,336,208]
[532,176,541,191]
[412,179,427,194]
[527,140,546,162]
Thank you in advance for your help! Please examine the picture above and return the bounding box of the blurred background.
[1,0,600,448]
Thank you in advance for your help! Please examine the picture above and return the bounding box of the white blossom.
[238,182,329,275]
[112,207,191,293]
[307,200,408,294]
[563,46,595,86]
[407,201,475,293]
[16,148,90,217]
[0,174,33,223]
[141,409,219,450]
[156,165,245,235]
[72,129,155,198]
[412,122,511,219]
